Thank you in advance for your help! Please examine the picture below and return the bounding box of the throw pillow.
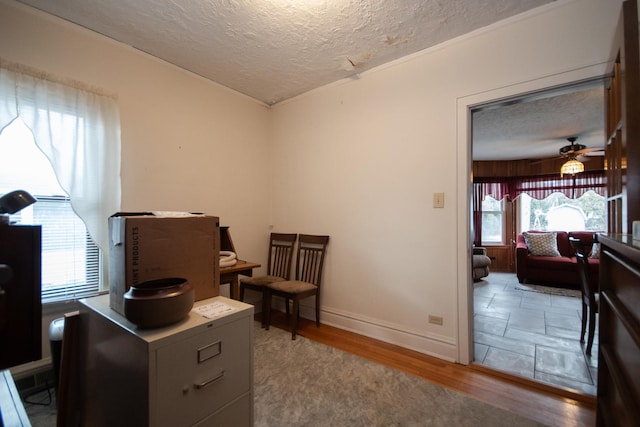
[589,242,600,259]
[523,231,561,257]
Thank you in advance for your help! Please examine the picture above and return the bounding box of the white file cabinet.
[78,295,254,427]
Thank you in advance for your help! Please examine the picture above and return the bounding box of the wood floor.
[263,310,596,427]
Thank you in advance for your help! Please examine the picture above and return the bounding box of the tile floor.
[473,272,598,396]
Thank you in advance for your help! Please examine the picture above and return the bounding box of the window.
[0,119,100,302]
[1,62,121,303]
[481,196,505,244]
[518,191,606,233]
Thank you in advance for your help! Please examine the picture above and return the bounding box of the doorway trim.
[455,63,611,364]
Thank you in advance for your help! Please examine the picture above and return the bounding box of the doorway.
[457,75,607,397]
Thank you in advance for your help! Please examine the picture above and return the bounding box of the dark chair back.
[268,233,297,279]
[295,234,330,286]
[569,236,599,355]
[569,237,596,306]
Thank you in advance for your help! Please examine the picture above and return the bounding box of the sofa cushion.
[527,255,573,270]
[523,231,561,257]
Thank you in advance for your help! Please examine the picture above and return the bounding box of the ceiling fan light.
[560,158,584,177]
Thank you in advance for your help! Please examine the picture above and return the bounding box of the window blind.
[12,196,100,303]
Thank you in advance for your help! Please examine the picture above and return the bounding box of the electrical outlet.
[428,315,443,326]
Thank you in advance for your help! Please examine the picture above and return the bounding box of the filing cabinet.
[77,295,254,426]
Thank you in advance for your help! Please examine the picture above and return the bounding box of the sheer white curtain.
[0,62,121,285]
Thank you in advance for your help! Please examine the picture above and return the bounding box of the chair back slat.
[267,233,297,279]
[569,237,597,305]
[295,234,330,286]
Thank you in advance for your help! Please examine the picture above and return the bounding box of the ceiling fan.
[559,136,604,161]
[528,136,604,167]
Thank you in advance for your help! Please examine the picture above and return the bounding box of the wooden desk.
[219,260,260,300]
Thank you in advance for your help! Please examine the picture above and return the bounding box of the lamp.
[0,190,37,224]
[560,156,584,177]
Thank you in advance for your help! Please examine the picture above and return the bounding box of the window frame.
[481,196,507,245]
[0,120,102,304]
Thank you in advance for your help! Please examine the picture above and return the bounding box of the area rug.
[515,283,581,297]
[254,323,543,426]
[26,321,543,426]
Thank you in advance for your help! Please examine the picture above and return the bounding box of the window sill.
[42,291,108,316]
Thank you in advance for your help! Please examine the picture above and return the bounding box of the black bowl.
[123,277,194,328]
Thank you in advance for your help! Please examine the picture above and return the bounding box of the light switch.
[433,192,445,208]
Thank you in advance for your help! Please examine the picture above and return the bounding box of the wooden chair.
[239,233,297,326]
[265,234,329,340]
[569,237,599,356]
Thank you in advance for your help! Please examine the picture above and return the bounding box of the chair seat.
[268,280,317,294]
[240,275,285,286]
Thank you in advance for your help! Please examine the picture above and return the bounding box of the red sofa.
[516,230,600,288]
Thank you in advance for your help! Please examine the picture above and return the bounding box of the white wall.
[0,1,273,286]
[271,0,622,360]
[0,0,272,374]
[0,0,625,366]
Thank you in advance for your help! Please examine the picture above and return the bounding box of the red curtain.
[472,171,606,246]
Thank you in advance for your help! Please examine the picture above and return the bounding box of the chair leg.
[239,284,245,302]
[260,288,267,328]
[315,294,320,327]
[586,306,596,356]
[291,298,299,340]
[285,297,290,317]
[580,302,587,343]
[265,290,272,331]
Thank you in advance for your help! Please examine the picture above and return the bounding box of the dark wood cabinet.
[605,0,640,234]
[0,224,42,370]
[596,234,640,426]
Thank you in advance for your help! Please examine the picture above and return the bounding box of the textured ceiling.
[16,0,604,161]
[17,0,553,105]
[473,82,606,161]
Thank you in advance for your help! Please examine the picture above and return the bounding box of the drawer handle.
[194,371,225,389]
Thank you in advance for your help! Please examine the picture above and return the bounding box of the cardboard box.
[108,212,220,315]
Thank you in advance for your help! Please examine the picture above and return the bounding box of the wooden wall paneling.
[605,0,640,234]
[484,246,511,272]
[473,158,604,178]
[621,0,640,232]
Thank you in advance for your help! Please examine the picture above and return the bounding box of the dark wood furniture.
[266,234,329,340]
[596,234,640,426]
[218,226,260,300]
[0,224,41,370]
[605,0,640,234]
[569,237,599,356]
[239,233,297,325]
[220,260,261,300]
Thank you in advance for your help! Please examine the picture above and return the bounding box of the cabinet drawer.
[194,392,252,427]
[154,317,252,427]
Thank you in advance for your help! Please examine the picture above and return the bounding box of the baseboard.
[250,294,458,361]
[297,303,458,362]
